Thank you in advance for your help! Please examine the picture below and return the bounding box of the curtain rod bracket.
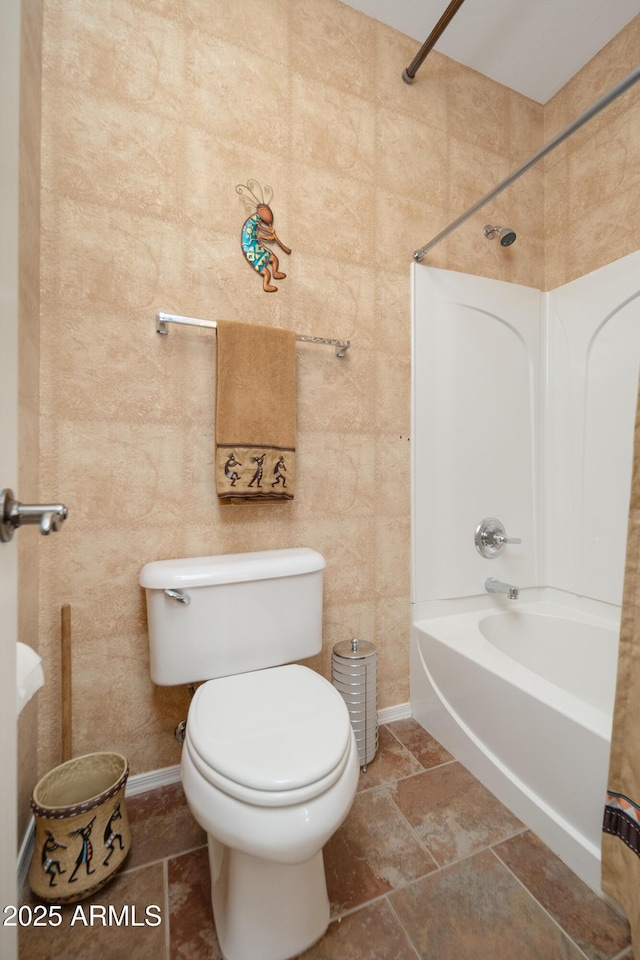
[401,0,467,84]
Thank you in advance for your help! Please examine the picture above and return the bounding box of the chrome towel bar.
[156,313,351,357]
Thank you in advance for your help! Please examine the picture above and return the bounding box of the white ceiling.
[339,0,639,103]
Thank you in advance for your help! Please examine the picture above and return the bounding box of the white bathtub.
[410,593,620,894]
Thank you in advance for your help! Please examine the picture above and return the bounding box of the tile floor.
[19,719,634,960]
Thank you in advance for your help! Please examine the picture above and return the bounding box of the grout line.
[328,871,435,926]
[330,889,393,922]
[385,896,424,960]
[374,724,428,776]
[119,842,208,878]
[488,847,594,960]
[357,756,458,797]
[403,819,528,876]
[400,757,458,777]
[381,721,410,749]
[381,786,442,872]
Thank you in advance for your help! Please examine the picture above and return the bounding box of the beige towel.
[215,320,296,502]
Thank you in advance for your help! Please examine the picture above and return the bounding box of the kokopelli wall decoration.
[237,180,291,292]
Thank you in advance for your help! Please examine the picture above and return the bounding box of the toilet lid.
[187,664,352,793]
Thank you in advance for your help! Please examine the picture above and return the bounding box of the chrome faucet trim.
[485,577,519,600]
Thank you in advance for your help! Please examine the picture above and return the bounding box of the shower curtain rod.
[413,64,640,261]
[402,0,467,84]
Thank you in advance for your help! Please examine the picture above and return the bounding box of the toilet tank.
[139,548,326,685]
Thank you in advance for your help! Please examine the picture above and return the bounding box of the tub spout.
[485,577,519,600]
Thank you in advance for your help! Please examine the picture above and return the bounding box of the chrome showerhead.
[483,224,517,247]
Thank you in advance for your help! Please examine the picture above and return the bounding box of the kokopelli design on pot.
[237,180,291,293]
[41,830,67,888]
[67,816,96,883]
[103,801,125,866]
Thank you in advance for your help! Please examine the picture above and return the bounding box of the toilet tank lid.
[139,547,325,590]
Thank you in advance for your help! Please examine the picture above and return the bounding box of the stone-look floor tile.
[356,725,424,791]
[299,899,419,959]
[389,762,524,866]
[19,862,166,960]
[389,849,586,960]
[386,718,454,769]
[494,831,631,960]
[21,759,631,960]
[324,786,437,914]
[126,782,206,871]
[168,846,222,960]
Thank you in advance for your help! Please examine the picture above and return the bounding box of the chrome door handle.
[1,488,68,543]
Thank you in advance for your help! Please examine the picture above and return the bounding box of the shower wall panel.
[543,249,640,605]
[412,250,640,608]
[411,264,541,603]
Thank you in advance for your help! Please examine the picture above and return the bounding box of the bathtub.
[410,592,620,894]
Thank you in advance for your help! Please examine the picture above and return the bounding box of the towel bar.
[156,313,351,357]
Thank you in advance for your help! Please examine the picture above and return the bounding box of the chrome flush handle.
[164,589,191,605]
[1,488,68,543]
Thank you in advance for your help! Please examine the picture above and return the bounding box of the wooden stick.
[61,604,72,762]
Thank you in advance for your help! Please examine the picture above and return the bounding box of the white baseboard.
[121,702,413,798]
[17,703,412,892]
[17,816,34,895]
[378,701,412,724]
[125,763,181,796]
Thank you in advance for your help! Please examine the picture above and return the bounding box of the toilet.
[139,547,359,960]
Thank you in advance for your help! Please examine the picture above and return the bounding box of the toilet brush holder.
[28,752,131,903]
[332,638,378,770]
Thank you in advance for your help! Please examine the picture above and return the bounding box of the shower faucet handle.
[493,532,522,547]
[475,518,521,559]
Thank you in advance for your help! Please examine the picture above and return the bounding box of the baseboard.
[17,703,412,892]
[121,704,412,797]
[378,701,412,724]
[125,763,181,796]
[17,816,34,894]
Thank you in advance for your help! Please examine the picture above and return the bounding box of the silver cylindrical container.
[332,638,378,770]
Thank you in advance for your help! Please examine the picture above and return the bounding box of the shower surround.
[410,251,640,892]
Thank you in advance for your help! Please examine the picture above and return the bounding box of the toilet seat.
[186,664,353,808]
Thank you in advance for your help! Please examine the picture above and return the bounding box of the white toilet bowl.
[180,664,359,960]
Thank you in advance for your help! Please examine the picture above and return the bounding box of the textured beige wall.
[34,0,544,779]
[27,1,640,791]
[544,13,640,290]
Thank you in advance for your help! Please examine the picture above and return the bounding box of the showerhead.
[483,224,517,247]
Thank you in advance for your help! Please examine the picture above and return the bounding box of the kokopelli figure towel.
[215,320,296,502]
